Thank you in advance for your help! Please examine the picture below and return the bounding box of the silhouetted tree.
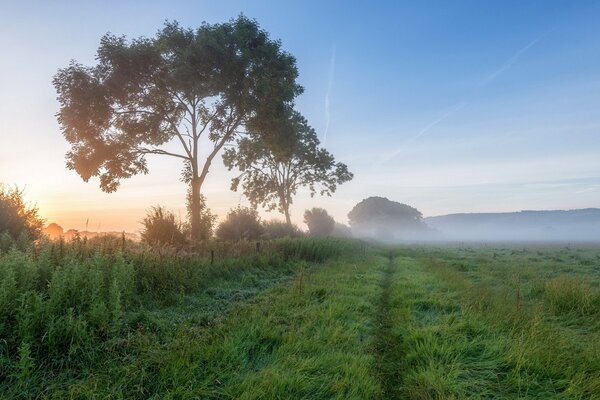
[303,207,335,236]
[0,185,44,242]
[216,206,263,241]
[348,196,429,240]
[141,206,186,247]
[54,16,302,240]
[224,110,352,224]
[43,223,64,239]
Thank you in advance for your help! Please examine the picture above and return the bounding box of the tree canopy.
[303,207,335,236]
[53,16,302,239]
[223,109,352,224]
[348,196,429,240]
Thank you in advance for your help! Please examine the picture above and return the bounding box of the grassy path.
[373,253,404,399]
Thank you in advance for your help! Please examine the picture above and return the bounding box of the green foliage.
[216,206,264,241]
[0,235,355,397]
[303,207,335,236]
[141,205,187,247]
[0,185,44,244]
[261,219,304,239]
[0,249,134,376]
[275,237,359,262]
[223,109,353,223]
[53,16,302,240]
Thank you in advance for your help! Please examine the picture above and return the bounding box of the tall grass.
[0,236,360,394]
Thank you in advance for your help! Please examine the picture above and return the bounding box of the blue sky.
[1,1,599,231]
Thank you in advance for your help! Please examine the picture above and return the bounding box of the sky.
[1,0,600,232]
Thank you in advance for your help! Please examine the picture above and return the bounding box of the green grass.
[2,240,599,399]
[387,245,600,399]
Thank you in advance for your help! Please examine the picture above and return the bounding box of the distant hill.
[424,208,600,241]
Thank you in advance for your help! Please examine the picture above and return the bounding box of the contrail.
[376,101,466,167]
[478,32,548,88]
[324,45,335,143]
[378,31,549,167]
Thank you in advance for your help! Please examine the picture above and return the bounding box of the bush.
[303,208,335,236]
[0,185,44,244]
[141,206,187,247]
[216,206,264,241]
[261,220,304,239]
[331,222,353,238]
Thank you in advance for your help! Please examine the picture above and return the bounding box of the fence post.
[210,249,214,265]
[256,241,261,253]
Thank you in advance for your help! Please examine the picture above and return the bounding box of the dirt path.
[373,253,404,399]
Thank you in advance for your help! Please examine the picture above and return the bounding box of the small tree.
[304,208,335,236]
[141,206,187,247]
[0,185,44,242]
[216,206,263,241]
[223,109,352,225]
[54,16,302,240]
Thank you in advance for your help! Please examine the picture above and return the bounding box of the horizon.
[2,1,600,232]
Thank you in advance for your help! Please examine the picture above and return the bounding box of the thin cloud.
[324,45,335,143]
[478,31,549,88]
[377,101,467,166]
[378,31,549,168]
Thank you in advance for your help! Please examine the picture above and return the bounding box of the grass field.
[1,240,599,399]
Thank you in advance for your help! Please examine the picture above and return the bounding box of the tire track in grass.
[373,252,404,399]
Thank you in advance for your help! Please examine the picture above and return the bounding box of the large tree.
[223,110,352,224]
[53,16,302,240]
[348,196,429,240]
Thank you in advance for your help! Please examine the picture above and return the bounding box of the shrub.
[141,206,187,247]
[331,222,353,238]
[303,208,335,236]
[261,220,304,239]
[216,206,264,241]
[0,185,44,243]
[0,249,134,369]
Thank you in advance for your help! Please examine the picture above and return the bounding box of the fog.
[351,208,600,243]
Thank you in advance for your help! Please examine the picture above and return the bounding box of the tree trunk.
[190,177,201,241]
[284,207,291,225]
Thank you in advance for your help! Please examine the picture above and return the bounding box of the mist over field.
[425,208,600,242]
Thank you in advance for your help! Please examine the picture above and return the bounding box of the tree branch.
[137,148,190,160]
